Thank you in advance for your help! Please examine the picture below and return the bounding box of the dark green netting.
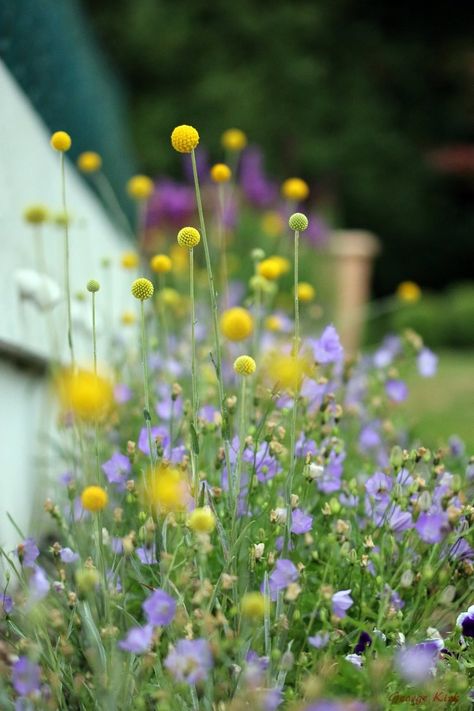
[0,0,136,227]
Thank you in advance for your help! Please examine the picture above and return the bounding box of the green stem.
[60,153,75,367]
[231,376,247,538]
[91,291,101,478]
[140,300,155,468]
[157,273,169,361]
[92,172,134,238]
[189,247,199,503]
[217,183,229,308]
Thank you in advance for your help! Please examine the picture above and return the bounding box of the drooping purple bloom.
[118,624,153,654]
[291,509,313,535]
[267,559,299,600]
[2,594,13,614]
[164,638,213,683]
[417,348,438,377]
[385,379,408,402]
[136,545,158,565]
[29,566,49,603]
[59,548,79,564]
[102,452,131,488]
[143,588,176,626]
[332,589,353,618]
[18,538,39,568]
[310,325,344,365]
[416,511,449,544]
[395,641,441,683]
[12,657,41,695]
[449,536,474,562]
[456,605,474,637]
[308,632,330,649]
[353,631,372,655]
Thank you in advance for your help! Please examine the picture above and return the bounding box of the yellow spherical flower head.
[127,175,154,200]
[281,177,309,202]
[169,244,188,273]
[56,368,114,423]
[221,128,247,152]
[177,226,200,249]
[50,131,72,152]
[397,281,421,303]
[272,256,291,275]
[265,314,284,332]
[265,351,312,393]
[171,125,200,153]
[297,282,316,302]
[77,151,102,173]
[241,592,269,621]
[187,506,216,534]
[143,463,190,515]
[121,310,136,326]
[220,307,254,341]
[23,205,49,225]
[289,212,309,232]
[261,211,284,237]
[150,254,172,274]
[257,258,282,281]
[131,277,154,301]
[121,251,139,269]
[81,485,108,512]
[233,355,256,376]
[210,163,232,183]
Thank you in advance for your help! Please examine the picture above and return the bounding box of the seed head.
[86,279,100,293]
[289,212,309,231]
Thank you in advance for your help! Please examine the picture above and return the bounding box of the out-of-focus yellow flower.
[81,485,108,512]
[121,252,139,269]
[77,151,102,173]
[23,205,49,224]
[169,244,188,272]
[56,368,114,423]
[396,281,421,303]
[150,254,172,274]
[159,288,182,309]
[54,212,71,227]
[50,131,71,152]
[297,282,316,302]
[265,352,312,392]
[265,314,284,332]
[210,163,232,183]
[121,310,136,326]
[143,463,190,515]
[241,592,269,620]
[233,355,256,376]
[187,506,216,533]
[271,256,291,275]
[220,307,254,341]
[127,175,154,200]
[221,128,247,152]
[281,177,309,201]
[261,211,285,237]
[257,258,282,281]
[171,125,199,153]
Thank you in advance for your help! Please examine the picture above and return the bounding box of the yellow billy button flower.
[187,506,216,534]
[289,212,309,231]
[241,592,269,620]
[177,226,201,249]
[266,352,312,392]
[220,307,254,341]
[233,355,256,376]
[131,278,154,301]
[221,128,247,152]
[210,163,232,183]
[50,131,72,152]
[281,177,309,202]
[171,125,200,153]
[261,210,284,237]
[121,251,139,269]
[297,282,316,302]
[56,368,114,423]
[265,314,284,332]
[86,279,100,293]
[143,464,190,515]
[77,151,102,173]
[150,254,172,274]
[127,175,154,200]
[81,485,108,512]
[258,257,282,281]
[397,281,421,303]
[121,310,136,326]
[23,205,49,224]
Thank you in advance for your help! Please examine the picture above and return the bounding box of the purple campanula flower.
[304,702,367,711]
[12,657,41,695]
[291,509,313,535]
[261,688,283,711]
[118,624,153,654]
[136,544,157,565]
[244,651,269,686]
[456,604,474,637]
[143,588,176,626]
[345,653,363,667]
[59,548,79,564]
[384,585,405,611]
[29,566,49,603]
[310,325,344,365]
[59,471,74,486]
[114,383,132,404]
[396,468,413,488]
[449,536,473,562]
[365,471,393,500]
[417,348,438,377]
[295,434,318,458]
[110,537,124,554]
[2,594,13,614]
[332,589,353,618]
[359,423,381,452]
[102,452,131,488]
[353,631,372,655]
[267,559,299,600]
[395,641,441,683]
[308,632,329,649]
[18,538,39,568]
[373,336,401,368]
[416,511,449,544]
[138,425,168,456]
[448,435,465,457]
[387,505,413,534]
[385,379,408,402]
[198,404,217,424]
[164,638,213,683]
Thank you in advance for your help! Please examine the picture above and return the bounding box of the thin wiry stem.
[60,153,74,366]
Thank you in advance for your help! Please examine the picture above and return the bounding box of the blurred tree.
[60,0,474,292]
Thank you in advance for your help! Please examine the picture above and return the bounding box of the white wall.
[0,59,135,551]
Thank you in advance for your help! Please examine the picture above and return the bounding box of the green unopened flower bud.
[75,568,100,595]
[288,212,309,231]
[329,497,341,514]
[390,445,404,469]
[422,565,434,581]
[401,569,414,587]
[251,248,265,261]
